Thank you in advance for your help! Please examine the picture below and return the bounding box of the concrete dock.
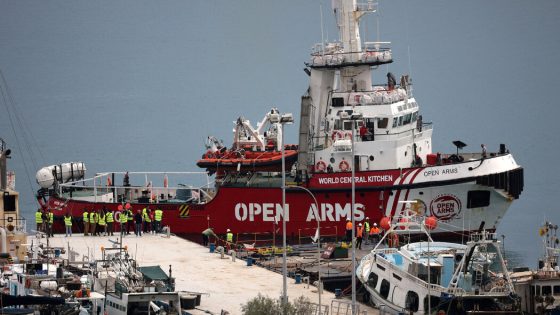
[38,233,378,315]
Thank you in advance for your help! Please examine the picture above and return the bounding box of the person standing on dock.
[126,208,134,235]
[64,213,72,237]
[356,223,364,250]
[142,207,148,233]
[154,208,163,233]
[119,209,128,236]
[46,209,54,237]
[481,144,487,158]
[98,209,107,236]
[83,209,89,236]
[226,228,234,251]
[202,227,217,246]
[149,209,155,234]
[105,209,114,236]
[364,217,371,245]
[35,209,43,233]
[345,218,353,243]
[134,209,143,236]
[89,210,98,236]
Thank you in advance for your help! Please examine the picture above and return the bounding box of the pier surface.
[40,234,378,315]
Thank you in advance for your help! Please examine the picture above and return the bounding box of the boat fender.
[339,160,350,171]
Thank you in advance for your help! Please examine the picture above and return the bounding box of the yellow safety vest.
[120,211,127,223]
[106,211,114,223]
[144,212,152,223]
[127,210,133,221]
[226,232,233,242]
[35,211,43,223]
[83,211,89,223]
[364,221,370,232]
[64,216,72,226]
[90,212,97,223]
[98,215,106,226]
[48,212,54,224]
[154,209,163,222]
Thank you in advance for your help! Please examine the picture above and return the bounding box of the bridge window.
[398,116,404,126]
[412,111,418,122]
[392,117,398,128]
[403,113,412,125]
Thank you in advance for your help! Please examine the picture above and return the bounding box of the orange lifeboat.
[197,145,298,172]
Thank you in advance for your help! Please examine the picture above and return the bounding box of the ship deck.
[37,234,379,315]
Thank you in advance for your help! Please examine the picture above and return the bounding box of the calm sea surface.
[1,1,560,268]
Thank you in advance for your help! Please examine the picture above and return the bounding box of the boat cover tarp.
[0,293,65,306]
[138,265,169,282]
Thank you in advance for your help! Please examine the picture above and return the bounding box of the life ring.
[204,151,214,159]
[315,161,327,172]
[331,130,344,141]
[339,160,350,171]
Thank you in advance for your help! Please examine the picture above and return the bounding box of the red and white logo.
[429,194,462,221]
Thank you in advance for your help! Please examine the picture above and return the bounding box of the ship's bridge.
[312,86,433,171]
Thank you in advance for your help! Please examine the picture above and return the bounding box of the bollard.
[246,257,253,266]
[209,243,215,253]
[295,274,302,284]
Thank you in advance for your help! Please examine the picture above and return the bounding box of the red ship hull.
[44,157,523,242]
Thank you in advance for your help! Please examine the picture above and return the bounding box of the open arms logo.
[429,194,462,221]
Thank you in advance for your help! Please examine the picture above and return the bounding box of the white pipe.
[0,227,7,255]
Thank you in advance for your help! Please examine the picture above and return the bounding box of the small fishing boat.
[510,221,560,314]
[357,204,521,314]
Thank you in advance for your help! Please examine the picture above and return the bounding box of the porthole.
[330,157,335,163]
[369,155,374,161]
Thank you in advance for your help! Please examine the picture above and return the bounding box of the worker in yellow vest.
[83,209,89,236]
[47,210,54,237]
[126,209,133,235]
[119,209,128,236]
[64,214,72,237]
[35,209,44,233]
[89,211,98,236]
[144,208,152,234]
[142,207,149,233]
[226,228,234,251]
[364,217,371,245]
[154,208,163,233]
[105,210,114,236]
[98,210,107,236]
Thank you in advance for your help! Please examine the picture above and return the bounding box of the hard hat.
[358,223,362,226]
[346,218,350,221]
[227,228,231,232]
[374,223,378,226]
[366,217,369,219]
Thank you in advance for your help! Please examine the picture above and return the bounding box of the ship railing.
[58,171,214,204]
[307,41,392,67]
[297,225,338,245]
[0,217,27,233]
[356,1,377,12]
